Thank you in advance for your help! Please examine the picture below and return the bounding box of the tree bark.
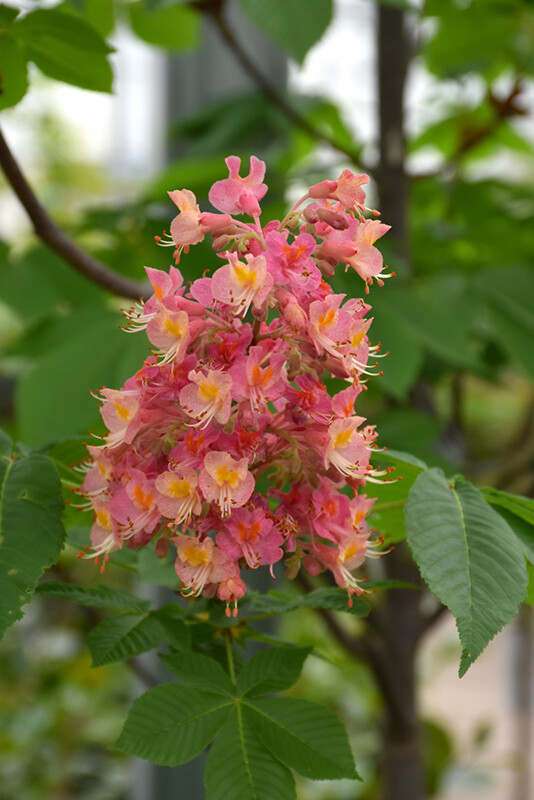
[376,2,411,270]
[379,546,425,800]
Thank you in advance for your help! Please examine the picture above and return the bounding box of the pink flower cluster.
[80,156,392,615]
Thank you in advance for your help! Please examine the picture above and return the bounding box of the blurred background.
[0,0,533,798]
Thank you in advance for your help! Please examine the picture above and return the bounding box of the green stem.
[372,499,406,513]
[61,479,81,490]
[224,631,236,686]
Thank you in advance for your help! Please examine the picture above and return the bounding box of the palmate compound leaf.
[205,711,296,800]
[405,469,528,676]
[113,640,358,797]
[113,684,233,766]
[243,696,359,781]
[0,432,65,641]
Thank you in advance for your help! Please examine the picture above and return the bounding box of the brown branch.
[197,0,363,168]
[0,127,149,300]
[413,79,528,182]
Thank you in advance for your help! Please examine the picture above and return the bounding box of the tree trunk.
[376,2,411,271]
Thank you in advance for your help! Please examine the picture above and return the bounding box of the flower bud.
[308,179,338,199]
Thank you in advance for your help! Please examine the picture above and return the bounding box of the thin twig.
[200,0,363,168]
[0,127,149,300]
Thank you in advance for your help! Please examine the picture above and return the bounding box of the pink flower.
[211,253,273,317]
[98,388,140,448]
[332,169,369,209]
[199,451,254,516]
[325,417,369,478]
[83,157,391,608]
[216,506,283,569]
[265,231,321,293]
[308,294,353,359]
[146,308,192,364]
[229,344,288,410]
[173,535,237,598]
[179,369,233,428]
[155,466,201,526]
[209,155,267,216]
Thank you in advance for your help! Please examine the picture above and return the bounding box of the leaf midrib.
[236,701,257,798]
[0,454,14,548]
[243,699,337,769]
[451,485,473,653]
[137,698,234,737]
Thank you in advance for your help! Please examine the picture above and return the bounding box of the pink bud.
[308,180,338,199]
[199,212,234,231]
[316,206,350,230]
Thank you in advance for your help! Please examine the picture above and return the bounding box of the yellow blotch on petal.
[234,264,256,286]
[166,478,192,498]
[199,382,220,401]
[343,544,359,562]
[183,544,210,566]
[95,510,111,530]
[163,317,185,338]
[114,402,133,421]
[215,465,240,487]
[334,429,353,448]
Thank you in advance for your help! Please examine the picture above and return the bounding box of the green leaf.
[16,8,113,92]
[526,564,534,606]
[236,645,311,697]
[481,487,534,527]
[61,0,115,38]
[483,268,534,381]
[248,588,369,617]
[128,1,199,50]
[245,696,358,780]
[367,288,424,399]
[0,429,12,456]
[299,587,370,616]
[377,285,479,369]
[114,684,232,766]
[40,437,88,485]
[151,606,191,651]
[0,438,65,641]
[160,651,234,695]
[87,612,167,666]
[205,712,296,800]
[423,0,517,80]
[0,5,19,25]
[405,470,528,676]
[16,309,148,447]
[0,37,28,110]
[369,449,426,542]
[138,540,178,588]
[485,506,534,566]
[238,0,333,64]
[0,246,105,325]
[36,581,150,613]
